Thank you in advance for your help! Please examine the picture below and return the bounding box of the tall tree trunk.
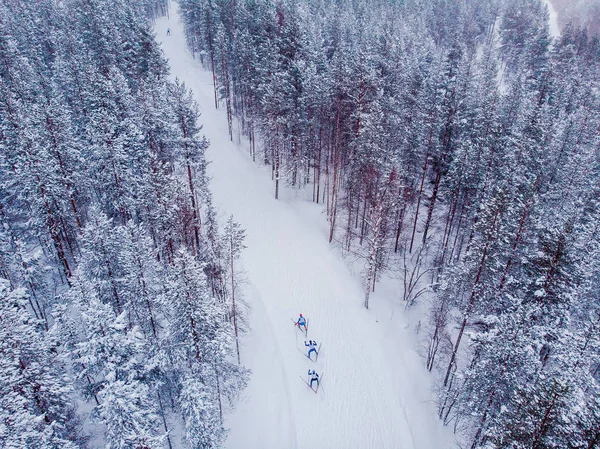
[157,391,173,449]
[439,189,460,268]
[345,190,353,251]
[207,0,218,109]
[328,106,341,243]
[230,234,241,365]
[410,148,430,253]
[364,209,384,309]
[132,239,158,338]
[316,127,322,203]
[45,115,83,233]
[443,207,499,387]
[274,111,280,199]
[421,168,442,245]
[498,181,539,291]
[359,192,368,246]
[394,199,407,253]
[43,191,72,279]
[214,364,224,425]
[186,157,201,253]
[531,390,560,449]
[221,51,233,141]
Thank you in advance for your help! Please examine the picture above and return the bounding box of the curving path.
[155,5,456,449]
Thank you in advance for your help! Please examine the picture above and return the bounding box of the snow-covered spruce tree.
[118,221,167,340]
[163,249,249,447]
[79,68,139,224]
[77,208,127,315]
[169,79,210,254]
[98,377,166,449]
[61,277,166,449]
[0,216,51,329]
[202,196,227,300]
[0,280,82,448]
[222,215,248,363]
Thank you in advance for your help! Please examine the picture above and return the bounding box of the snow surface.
[155,5,458,449]
[544,0,561,37]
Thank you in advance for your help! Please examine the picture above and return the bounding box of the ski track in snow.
[155,5,457,449]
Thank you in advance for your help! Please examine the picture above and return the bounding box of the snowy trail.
[155,5,456,449]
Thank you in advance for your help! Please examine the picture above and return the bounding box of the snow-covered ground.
[544,0,561,37]
[155,5,457,449]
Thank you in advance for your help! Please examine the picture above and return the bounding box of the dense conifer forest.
[177,0,600,447]
[1,1,247,447]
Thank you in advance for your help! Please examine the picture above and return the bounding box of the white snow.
[155,4,458,449]
[544,0,561,38]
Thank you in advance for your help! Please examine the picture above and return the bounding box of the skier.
[296,313,307,332]
[308,369,320,389]
[305,340,318,360]
[167,28,171,36]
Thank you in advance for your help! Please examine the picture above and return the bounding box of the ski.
[299,372,323,394]
[290,317,308,336]
[297,347,310,360]
[297,341,321,361]
[299,375,315,392]
[315,372,323,393]
[297,346,317,362]
[315,342,322,362]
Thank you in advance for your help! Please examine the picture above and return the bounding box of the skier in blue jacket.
[308,369,319,389]
[305,340,318,360]
[296,313,307,332]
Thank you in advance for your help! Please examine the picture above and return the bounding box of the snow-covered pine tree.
[0,280,82,448]
[223,215,247,363]
[163,249,249,446]
[169,79,210,254]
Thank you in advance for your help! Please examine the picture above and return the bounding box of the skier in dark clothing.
[167,28,171,36]
[308,369,319,389]
[305,340,318,360]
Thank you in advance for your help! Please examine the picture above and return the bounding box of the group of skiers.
[295,314,321,391]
